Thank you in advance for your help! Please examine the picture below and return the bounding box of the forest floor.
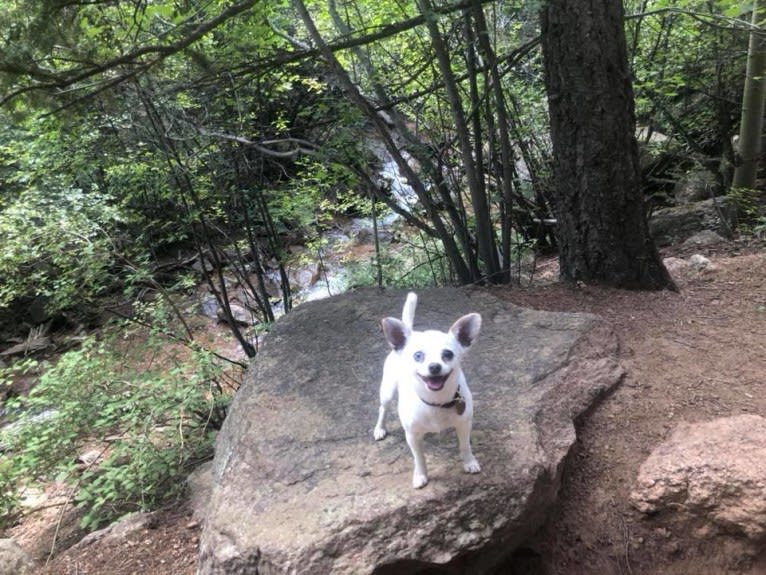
[11,238,766,575]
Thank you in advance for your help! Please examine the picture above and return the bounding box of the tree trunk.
[540,0,674,290]
[326,0,480,281]
[417,0,501,283]
[291,0,474,283]
[733,1,766,190]
[471,0,516,282]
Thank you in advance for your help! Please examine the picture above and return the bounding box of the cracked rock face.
[197,288,623,574]
[631,415,766,541]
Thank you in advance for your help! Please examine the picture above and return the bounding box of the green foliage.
[729,186,766,237]
[0,325,228,530]
[0,114,132,320]
[0,185,122,316]
[626,0,746,152]
[0,458,18,529]
[345,232,450,288]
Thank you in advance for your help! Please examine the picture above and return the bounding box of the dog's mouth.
[418,373,449,391]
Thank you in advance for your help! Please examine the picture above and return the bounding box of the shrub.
[0,186,122,320]
[729,187,766,236]
[1,327,231,530]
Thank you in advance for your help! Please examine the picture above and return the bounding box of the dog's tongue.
[423,375,447,391]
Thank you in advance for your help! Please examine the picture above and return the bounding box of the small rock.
[682,230,727,248]
[352,226,374,245]
[0,539,34,575]
[688,254,713,270]
[77,512,156,547]
[674,169,718,204]
[631,415,766,541]
[217,303,254,326]
[662,257,689,275]
[199,296,220,320]
[649,197,734,246]
[288,262,321,292]
[75,449,103,468]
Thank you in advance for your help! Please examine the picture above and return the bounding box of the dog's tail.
[402,292,417,329]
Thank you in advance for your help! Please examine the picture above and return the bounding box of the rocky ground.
[7,238,766,574]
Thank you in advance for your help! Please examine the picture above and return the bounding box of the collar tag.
[419,388,466,414]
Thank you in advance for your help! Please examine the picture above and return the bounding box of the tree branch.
[199,130,319,158]
[231,0,498,73]
[1,0,261,107]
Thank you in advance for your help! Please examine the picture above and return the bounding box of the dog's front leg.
[373,404,388,440]
[374,370,397,441]
[404,429,428,488]
[456,420,481,474]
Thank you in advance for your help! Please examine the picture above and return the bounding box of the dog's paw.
[373,426,387,441]
[463,458,481,474]
[412,473,428,489]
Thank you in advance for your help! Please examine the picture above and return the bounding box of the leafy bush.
[730,186,766,236]
[344,232,451,289]
[0,458,18,529]
[0,185,122,319]
[1,327,230,530]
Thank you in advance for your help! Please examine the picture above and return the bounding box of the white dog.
[374,292,482,488]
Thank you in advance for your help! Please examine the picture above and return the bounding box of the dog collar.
[419,387,466,415]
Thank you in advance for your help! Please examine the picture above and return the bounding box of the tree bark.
[540,0,674,290]
[733,1,766,190]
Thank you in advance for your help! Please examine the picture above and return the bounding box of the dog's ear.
[381,317,410,351]
[450,313,482,348]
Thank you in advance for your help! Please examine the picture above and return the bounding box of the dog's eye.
[413,351,425,363]
[442,350,454,361]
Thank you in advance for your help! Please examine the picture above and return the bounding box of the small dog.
[374,292,482,488]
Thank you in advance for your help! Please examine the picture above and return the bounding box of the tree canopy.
[0,0,756,322]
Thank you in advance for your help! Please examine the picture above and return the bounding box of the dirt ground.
[12,239,766,574]
[497,241,766,575]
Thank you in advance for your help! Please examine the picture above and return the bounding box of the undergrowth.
[730,186,766,238]
[0,313,237,531]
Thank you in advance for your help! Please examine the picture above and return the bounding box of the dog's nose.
[428,363,442,375]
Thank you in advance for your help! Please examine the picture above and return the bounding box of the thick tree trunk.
[540,0,674,290]
[733,1,766,190]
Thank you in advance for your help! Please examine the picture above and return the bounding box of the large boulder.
[198,288,623,574]
[649,197,734,246]
[631,415,766,541]
[673,168,718,205]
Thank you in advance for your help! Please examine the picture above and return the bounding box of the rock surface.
[76,512,157,548]
[681,229,728,248]
[631,415,766,541]
[673,168,718,204]
[649,197,733,246]
[0,538,34,575]
[188,461,214,522]
[198,288,624,574]
[688,253,714,271]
